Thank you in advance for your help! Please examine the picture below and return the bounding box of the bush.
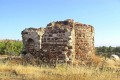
[0,40,23,55]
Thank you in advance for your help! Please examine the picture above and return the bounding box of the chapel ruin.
[21,19,94,64]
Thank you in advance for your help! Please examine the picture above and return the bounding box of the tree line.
[95,46,120,57]
[0,40,120,57]
[0,40,23,55]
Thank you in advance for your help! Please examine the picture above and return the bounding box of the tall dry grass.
[0,60,119,80]
[0,54,119,80]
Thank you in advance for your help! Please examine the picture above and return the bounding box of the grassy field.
[0,58,119,80]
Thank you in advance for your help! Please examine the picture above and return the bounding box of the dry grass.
[0,55,120,80]
[0,60,120,80]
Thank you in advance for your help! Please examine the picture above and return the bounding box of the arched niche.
[26,38,35,53]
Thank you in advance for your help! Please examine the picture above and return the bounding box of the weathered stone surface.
[21,19,94,63]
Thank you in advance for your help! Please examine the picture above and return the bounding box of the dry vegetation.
[0,55,120,80]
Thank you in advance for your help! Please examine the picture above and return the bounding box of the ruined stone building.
[21,19,94,63]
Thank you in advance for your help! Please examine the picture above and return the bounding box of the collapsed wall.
[22,28,45,53]
[21,19,94,62]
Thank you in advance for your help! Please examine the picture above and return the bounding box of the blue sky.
[0,0,120,47]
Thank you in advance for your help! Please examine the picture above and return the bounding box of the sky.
[0,0,120,47]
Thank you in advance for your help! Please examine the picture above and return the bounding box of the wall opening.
[26,38,35,53]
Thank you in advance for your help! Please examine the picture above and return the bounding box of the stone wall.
[22,28,45,53]
[41,20,76,62]
[21,19,94,62]
[74,23,94,60]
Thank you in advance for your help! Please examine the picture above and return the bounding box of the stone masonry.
[21,19,94,63]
